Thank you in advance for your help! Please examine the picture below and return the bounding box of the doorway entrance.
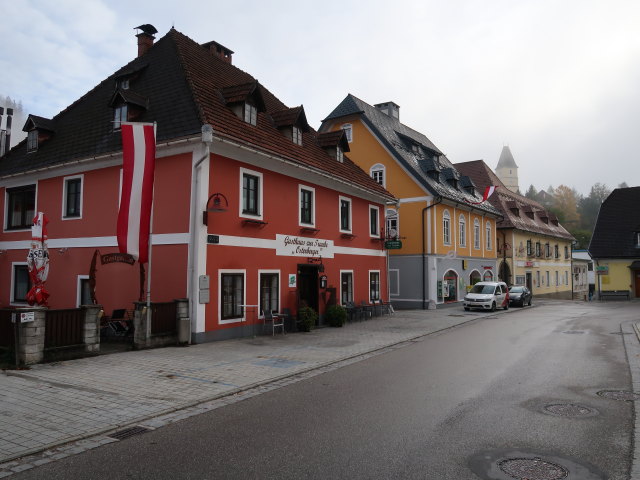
[443,270,458,303]
[635,270,640,298]
[297,265,319,313]
[526,272,533,291]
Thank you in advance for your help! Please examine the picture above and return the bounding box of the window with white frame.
[240,168,263,219]
[370,163,385,186]
[459,215,466,247]
[6,184,36,230]
[443,210,451,245]
[243,102,257,125]
[474,219,480,249]
[555,271,559,286]
[369,205,380,237]
[259,272,279,316]
[546,271,550,287]
[339,196,352,233]
[27,130,38,152]
[341,271,354,304]
[63,175,83,219]
[369,271,381,302]
[515,275,526,285]
[292,126,302,146]
[113,104,128,130]
[299,186,315,226]
[341,123,352,142]
[336,147,344,163]
[536,271,540,287]
[485,221,492,250]
[386,209,398,239]
[564,271,569,285]
[220,271,245,322]
[11,263,30,304]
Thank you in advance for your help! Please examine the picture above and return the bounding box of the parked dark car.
[508,285,532,307]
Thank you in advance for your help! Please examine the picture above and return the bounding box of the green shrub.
[297,306,318,332]
[325,305,347,327]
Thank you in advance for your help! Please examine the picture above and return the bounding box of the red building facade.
[0,27,394,342]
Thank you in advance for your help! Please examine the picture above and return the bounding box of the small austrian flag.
[467,186,498,205]
[117,122,156,264]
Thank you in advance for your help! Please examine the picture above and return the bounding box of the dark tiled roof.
[455,160,574,241]
[110,89,148,108]
[270,106,310,131]
[320,94,501,217]
[23,115,55,132]
[589,187,640,258]
[316,130,349,151]
[0,29,393,201]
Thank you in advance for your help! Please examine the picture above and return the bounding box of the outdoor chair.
[263,310,285,336]
[360,301,374,319]
[280,308,294,332]
[345,301,363,322]
[107,309,132,336]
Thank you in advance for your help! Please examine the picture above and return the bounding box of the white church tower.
[495,145,519,193]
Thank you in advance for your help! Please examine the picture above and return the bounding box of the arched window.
[474,219,480,249]
[459,215,466,247]
[485,221,492,250]
[483,270,494,281]
[443,210,451,245]
[386,209,399,239]
[370,163,385,187]
[442,269,458,302]
[469,270,481,285]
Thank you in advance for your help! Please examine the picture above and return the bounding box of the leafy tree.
[550,185,580,227]
[570,229,592,250]
[524,184,537,200]
[578,182,610,231]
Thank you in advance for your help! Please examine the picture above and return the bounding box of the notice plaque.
[276,234,334,258]
[384,240,402,249]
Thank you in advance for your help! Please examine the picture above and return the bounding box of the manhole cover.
[542,403,597,417]
[597,390,640,401]
[498,457,568,479]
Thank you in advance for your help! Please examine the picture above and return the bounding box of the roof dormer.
[220,81,266,126]
[270,106,310,146]
[109,89,149,130]
[22,115,55,153]
[506,200,520,217]
[522,205,535,220]
[460,175,476,196]
[317,130,350,162]
[538,210,549,224]
[417,156,442,182]
[442,167,461,190]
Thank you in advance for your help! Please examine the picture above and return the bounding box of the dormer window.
[336,147,344,163]
[243,102,257,126]
[113,104,128,130]
[635,232,640,247]
[22,114,55,153]
[27,130,38,152]
[292,126,302,146]
[118,78,130,90]
[317,130,349,163]
[341,124,352,142]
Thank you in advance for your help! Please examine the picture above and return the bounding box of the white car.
[463,281,509,311]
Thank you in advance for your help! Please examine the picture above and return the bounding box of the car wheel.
[491,302,496,312]
[464,307,470,311]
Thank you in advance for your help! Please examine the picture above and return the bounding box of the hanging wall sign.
[276,234,335,258]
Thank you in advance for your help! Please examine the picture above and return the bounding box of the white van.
[463,281,509,311]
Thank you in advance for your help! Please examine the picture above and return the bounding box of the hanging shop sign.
[276,234,334,258]
[595,265,609,275]
[384,240,403,249]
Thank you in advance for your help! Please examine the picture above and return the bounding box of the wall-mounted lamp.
[0,249,6,255]
[203,193,229,226]
[58,247,69,255]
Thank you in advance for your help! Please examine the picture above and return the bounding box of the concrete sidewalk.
[0,306,505,471]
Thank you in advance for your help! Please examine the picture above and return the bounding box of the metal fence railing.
[45,309,84,349]
[150,302,177,335]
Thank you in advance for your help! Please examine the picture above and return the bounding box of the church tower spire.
[495,145,519,193]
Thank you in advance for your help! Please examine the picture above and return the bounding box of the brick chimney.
[135,24,158,57]
[374,101,400,121]
[201,40,234,64]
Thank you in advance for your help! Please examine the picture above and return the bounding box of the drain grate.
[108,425,151,440]
[498,457,569,479]
[542,403,597,418]
[597,390,640,402]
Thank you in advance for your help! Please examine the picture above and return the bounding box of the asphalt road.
[11,301,636,479]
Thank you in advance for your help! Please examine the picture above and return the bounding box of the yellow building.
[320,96,501,308]
[456,160,574,299]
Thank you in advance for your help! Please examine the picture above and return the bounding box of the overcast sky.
[2,0,639,195]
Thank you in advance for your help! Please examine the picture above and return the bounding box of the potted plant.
[297,305,318,332]
[325,304,347,327]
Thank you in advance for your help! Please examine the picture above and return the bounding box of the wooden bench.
[599,290,630,300]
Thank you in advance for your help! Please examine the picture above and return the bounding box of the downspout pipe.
[188,124,213,343]
[421,196,443,309]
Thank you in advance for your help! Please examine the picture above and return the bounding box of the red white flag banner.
[466,185,498,205]
[27,212,50,306]
[117,122,156,264]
